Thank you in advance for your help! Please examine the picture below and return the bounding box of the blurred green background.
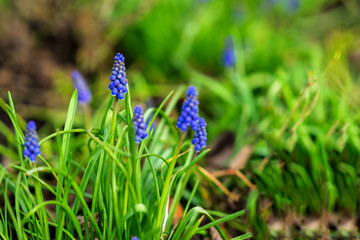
[1,0,360,238]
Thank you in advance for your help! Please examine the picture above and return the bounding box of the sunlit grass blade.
[231,233,253,240]
[56,89,78,240]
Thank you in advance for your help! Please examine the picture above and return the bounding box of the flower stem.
[110,99,119,144]
[155,131,186,234]
[105,98,118,238]
[33,163,50,240]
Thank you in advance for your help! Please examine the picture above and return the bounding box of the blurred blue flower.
[191,118,207,152]
[133,105,148,143]
[23,121,40,162]
[267,0,299,12]
[287,0,299,12]
[108,53,128,100]
[268,0,277,4]
[222,36,236,68]
[131,237,139,240]
[176,86,199,132]
[71,70,92,104]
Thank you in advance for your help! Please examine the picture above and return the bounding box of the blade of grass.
[56,89,78,240]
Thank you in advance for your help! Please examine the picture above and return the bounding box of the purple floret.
[23,121,41,162]
[176,86,199,132]
[191,118,207,152]
[109,53,128,100]
[133,105,148,143]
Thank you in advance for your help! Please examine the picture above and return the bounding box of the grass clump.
[0,55,250,239]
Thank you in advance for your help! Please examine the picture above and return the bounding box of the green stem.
[124,91,140,204]
[8,92,27,239]
[105,98,119,239]
[39,129,87,145]
[134,149,141,204]
[164,154,192,234]
[15,173,25,240]
[33,163,50,240]
[122,180,129,231]
[112,163,122,237]
[56,90,78,240]
[91,151,105,215]
[110,99,119,145]
[155,132,186,233]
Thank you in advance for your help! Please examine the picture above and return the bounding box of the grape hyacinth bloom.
[176,86,199,132]
[108,53,128,100]
[133,105,148,143]
[222,36,236,68]
[23,121,41,162]
[71,70,92,104]
[191,118,207,152]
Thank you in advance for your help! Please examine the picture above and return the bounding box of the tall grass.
[0,83,250,239]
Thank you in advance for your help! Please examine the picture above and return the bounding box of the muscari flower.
[222,36,236,68]
[23,121,40,162]
[133,105,148,143]
[176,86,199,132]
[108,53,128,100]
[71,70,92,104]
[191,117,207,152]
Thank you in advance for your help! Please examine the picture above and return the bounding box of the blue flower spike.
[108,53,128,100]
[222,36,236,68]
[176,86,199,132]
[191,118,207,152]
[133,105,148,143]
[23,121,41,162]
[71,70,92,104]
[131,237,139,240]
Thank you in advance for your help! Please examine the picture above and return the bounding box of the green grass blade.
[56,89,78,240]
